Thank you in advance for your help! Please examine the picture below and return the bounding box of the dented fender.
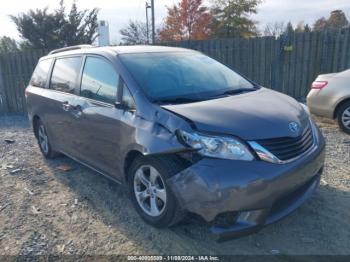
[118,104,195,180]
[124,106,193,155]
[167,142,325,222]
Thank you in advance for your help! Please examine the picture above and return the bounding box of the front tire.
[128,155,185,228]
[35,119,58,159]
[337,101,350,134]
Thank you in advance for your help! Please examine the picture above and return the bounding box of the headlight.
[177,130,254,161]
[300,103,310,115]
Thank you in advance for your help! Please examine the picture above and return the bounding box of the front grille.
[256,124,314,161]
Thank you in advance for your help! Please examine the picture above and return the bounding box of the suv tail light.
[311,81,328,89]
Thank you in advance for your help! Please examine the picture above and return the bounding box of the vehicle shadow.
[46,154,350,255]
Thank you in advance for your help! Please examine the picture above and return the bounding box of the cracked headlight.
[177,130,254,161]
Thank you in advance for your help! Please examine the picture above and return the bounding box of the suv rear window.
[30,59,52,88]
[50,56,82,94]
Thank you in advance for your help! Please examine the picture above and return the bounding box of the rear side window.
[50,56,82,94]
[80,56,119,104]
[30,59,52,88]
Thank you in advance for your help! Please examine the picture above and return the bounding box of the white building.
[97,20,110,46]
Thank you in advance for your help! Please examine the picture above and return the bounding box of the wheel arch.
[124,150,143,183]
[334,97,350,119]
[32,115,41,139]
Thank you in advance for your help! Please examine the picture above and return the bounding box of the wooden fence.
[0,29,350,113]
[163,29,350,98]
[0,49,47,113]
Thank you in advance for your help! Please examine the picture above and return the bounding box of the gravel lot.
[0,114,349,256]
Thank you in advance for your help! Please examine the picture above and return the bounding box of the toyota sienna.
[25,45,326,240]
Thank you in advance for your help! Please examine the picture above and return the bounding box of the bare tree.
[120,20,161,45]
[313,17,327,31]
[313,10,349,31]
[328,10,349,29]
[120,20,148,45]
[295,21,305,33]
[263,21,285,37]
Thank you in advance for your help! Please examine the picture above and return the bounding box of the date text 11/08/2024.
[127,256,220,261]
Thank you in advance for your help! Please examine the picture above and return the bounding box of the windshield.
[120,52,256,103]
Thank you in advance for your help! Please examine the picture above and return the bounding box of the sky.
[0,0,349,43]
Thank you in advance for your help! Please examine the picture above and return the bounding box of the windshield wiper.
[221,88,256,96]
[153,97,203,105]
[154,88,257,104]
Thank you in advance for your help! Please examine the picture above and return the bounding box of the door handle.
[62,101,71,111]
[71,104,83,118]
[72,104,82,111]
[62,101,83,118]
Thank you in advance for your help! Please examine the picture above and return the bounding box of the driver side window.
[80,56,119,104]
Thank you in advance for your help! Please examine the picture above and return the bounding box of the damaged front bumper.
[167,136,326,241]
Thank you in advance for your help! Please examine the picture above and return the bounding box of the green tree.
[304,24,311,33]
[0,36,19,53]
[61,2,99,46]
[211,0,261,38]
[284,22,294,35]
[10,1,98,49]
[18,41,33,51]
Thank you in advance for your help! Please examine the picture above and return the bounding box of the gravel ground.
[0,114,349,256]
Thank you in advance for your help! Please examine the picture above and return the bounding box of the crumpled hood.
[162,88,309,140]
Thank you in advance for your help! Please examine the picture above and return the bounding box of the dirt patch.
[0,114,349,255]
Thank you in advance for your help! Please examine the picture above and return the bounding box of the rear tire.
[337,101,350,134]
[128,155,185,228]
[35,119,59,159]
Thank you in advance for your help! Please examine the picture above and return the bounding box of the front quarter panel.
[118,106,193,179]
[119,108,191,155]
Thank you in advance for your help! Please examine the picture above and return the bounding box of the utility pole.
[151,0,155,44]
[145,2,151,44]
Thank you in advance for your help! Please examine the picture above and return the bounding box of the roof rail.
[48,44,94,55]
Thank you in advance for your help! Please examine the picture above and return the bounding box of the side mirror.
[115,101,136,112]
[114,101,126,110]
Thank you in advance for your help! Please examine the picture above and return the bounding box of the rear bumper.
[307,89,335,118]
[167,129,325,240]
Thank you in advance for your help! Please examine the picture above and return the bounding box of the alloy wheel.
[38,124,49,154]
[341,107,350,129]
[133,165,167,217]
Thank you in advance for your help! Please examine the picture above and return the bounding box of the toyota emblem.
[289,122,300,133]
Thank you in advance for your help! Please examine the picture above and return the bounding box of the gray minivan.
[26,45,325,240]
